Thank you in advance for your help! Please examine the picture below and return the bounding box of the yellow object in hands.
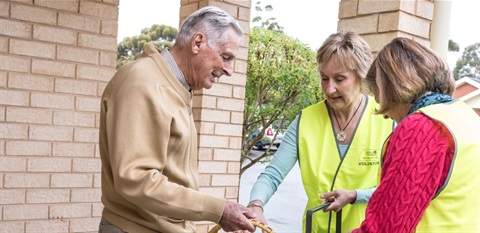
[208,219,275,233]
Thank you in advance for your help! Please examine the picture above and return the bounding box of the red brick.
[75,96,101,112]
[198,187,225,198]
[71,188,101,202]
[0,107,4,121]
[69,217,101,233]
[230,111,243,124]
[211,174,239,186]
[215,123,242,136]
[53,142,95,157]
[72,158,101,172]
[58,12,101,33]
[0,123,29,140]
[55,78,98,96]
[77,64,116,82]
[53,110,96,127]
[217,98,244,112]
[79,33,117,51]
[199,135,229,148]
[35,0,79,12]
[26,189,70,204]
[51,173,93,188]
[100,51,117,67]
[95,112,100,127]
[227,161,240,174]
[0,222,24,233]
[31,92,75,110]
[10,39,56,59]
[3,204,49,220]
[29,125,73,142]
[50,203,91,218]
[0,18,32,39]
[94,173,101,187]
[213,149,241,161]
[101,20,118,36]
[0,89,30,106]
[28,157,72,172]
[11,3,57,25]
[198,161,227,173]
[57,45,99,65]
[32,59,76,78]
[6,141,51,156]
[0,1,9,17]
[0,140,4,155]
[80,1,118,20]
[4,173,50,188]
[228,136,242,149]
[92,203,103,216]
[0,54,30,73]
[0,189,25,204]
[8,73,54,92]
[0,36,8,53]
[25,220,69,233]
[195,109,230,123]
[202,83,232,97]
[74,128,99,143]
[33,25,77,45]
[6,107,52,124]
[98,82,108,96]
[0,71,6,88]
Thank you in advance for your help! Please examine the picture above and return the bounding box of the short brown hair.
[316,30,373,91]
[366,37,455,114]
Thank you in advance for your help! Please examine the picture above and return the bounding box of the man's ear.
[191,32,204,55]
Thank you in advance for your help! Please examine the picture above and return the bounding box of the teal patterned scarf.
[407,92,454,115]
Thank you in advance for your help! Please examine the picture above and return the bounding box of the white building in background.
[454,77,480,116]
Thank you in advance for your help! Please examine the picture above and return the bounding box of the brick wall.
[338,0,435,55]
[0,0,118,232]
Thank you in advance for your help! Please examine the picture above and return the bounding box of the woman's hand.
[319,189,357,212]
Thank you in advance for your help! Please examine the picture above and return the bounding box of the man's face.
[189,28,240,90]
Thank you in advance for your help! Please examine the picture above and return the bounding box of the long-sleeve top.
[249,115,374,205]
[352,113,454,233]
[99,44,224,233]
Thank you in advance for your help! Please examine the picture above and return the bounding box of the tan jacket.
[99,43,225,232]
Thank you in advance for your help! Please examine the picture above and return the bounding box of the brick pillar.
[0,0,118,232]
[338,0,435,55]
[178,1,252,231]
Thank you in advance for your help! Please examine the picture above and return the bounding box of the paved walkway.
[239,151,307,233]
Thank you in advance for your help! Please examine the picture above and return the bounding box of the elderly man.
[98,6,256,233]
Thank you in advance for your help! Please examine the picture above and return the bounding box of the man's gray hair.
[175,6,243,48]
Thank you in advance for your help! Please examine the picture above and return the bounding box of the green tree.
[117,24,178,68]
[453,42,480,80]
[240,27,322,176]
[448,39,459,52]
[251,1,283,32]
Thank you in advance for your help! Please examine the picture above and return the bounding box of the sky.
[117,0,480,68]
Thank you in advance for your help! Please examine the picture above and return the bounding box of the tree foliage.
[240,27,322,175]
[453,42,480,80]
[251,1,283,33]
[448,39,459,52]
[117,24,178,68]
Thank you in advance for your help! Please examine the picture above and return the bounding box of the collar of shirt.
[159,48,191,92]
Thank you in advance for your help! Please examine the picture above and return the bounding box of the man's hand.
[320,189,357,212]
[218,201,256,232]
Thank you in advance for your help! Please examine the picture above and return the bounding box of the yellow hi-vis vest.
[298,96,393,233]
[412,101,480,232]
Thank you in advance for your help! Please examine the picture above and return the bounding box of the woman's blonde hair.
[366,37,455,114]
[316,30,373,91]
